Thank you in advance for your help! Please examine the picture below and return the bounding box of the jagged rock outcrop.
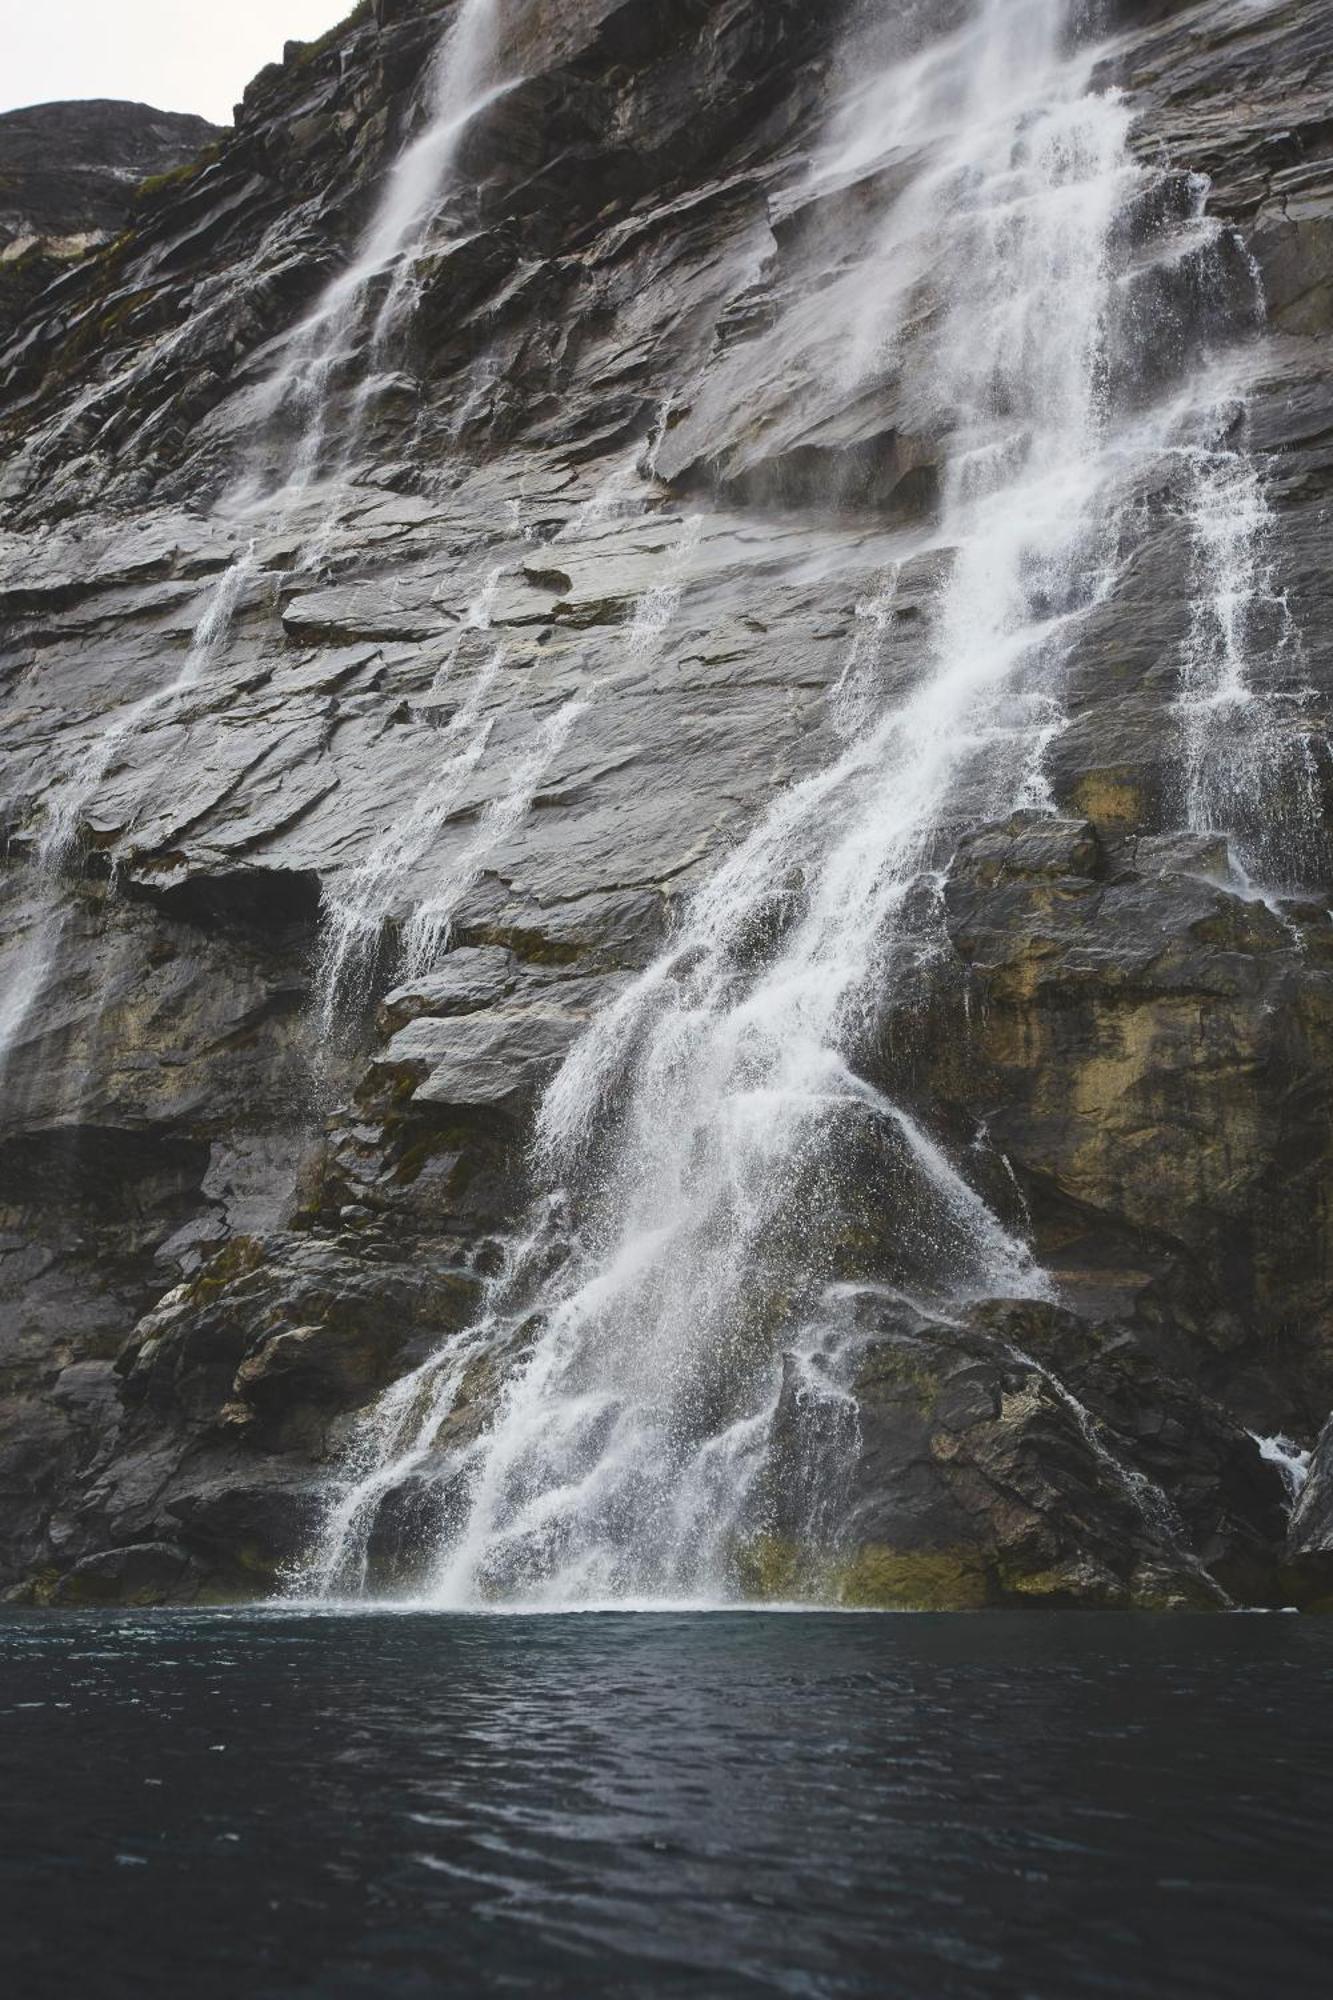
[2,0,1333,1608]
[0,100,222,340]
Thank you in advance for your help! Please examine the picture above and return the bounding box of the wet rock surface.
[1,0,1333,1607]
[0,100,222,341]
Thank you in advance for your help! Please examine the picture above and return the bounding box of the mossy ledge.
[734,1538,1229,1612]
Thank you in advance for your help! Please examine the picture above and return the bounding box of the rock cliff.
[0,100,223,340]
[2,0,1333,1609]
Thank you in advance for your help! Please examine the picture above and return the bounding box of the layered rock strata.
[1,0,1332,1607]
[0,100,222,340]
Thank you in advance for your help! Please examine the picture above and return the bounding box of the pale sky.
[2,0,356,127]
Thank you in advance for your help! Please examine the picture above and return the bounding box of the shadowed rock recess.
[3,0,1333,1611]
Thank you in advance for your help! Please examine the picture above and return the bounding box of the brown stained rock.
[1,0,1333,1605]
[919,821,1333,1420]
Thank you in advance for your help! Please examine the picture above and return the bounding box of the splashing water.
[297,1208,562,1597]
[301,0,1162,1607]
[1252,1431,1313,1506]
[424,4,1131,1607]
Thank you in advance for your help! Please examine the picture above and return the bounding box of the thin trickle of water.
[0,545,259,1098]
[830,567,902,742]
[1252,1430,1313,1505]
[0,905,63,1099]
[315,561,507,1037]
[397,692,588,984]
[42,543,258,870]
[998,1334,1232,1606]
[323,509,700,1024]
[255,0,508,499]
[620,514,702,656]
[315,644,506,1040]
[1176,397,1310,883]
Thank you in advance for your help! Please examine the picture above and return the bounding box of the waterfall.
[254,0,509,500]
[300,0,1170,1607]
[5,2,514,1104]
[288,0,521,1051]
[0,544,259,1097]
[1176,391,1311,886]
[1251,1431,1313,1506]
[421,0,1132,1607]
[315,628,506,1043]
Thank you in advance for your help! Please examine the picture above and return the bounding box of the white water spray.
[303,0,1156,1607]
[256,0,508,497]
[7,3,515,1101]
[1176,395,1310,882]
[1252,1430,1312,1505]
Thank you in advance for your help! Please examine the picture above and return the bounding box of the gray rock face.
[1,0,1333,1608]
[0,100,222,338]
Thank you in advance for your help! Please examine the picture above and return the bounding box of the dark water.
[2,1611,1330,1998]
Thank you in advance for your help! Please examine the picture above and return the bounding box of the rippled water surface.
[2,1611,1330,1997]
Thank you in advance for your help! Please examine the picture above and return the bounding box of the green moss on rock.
[133,144,222,208]
[186,1235,265,1306]
[835,1545,991,1611]
[297,1,376,65]
[735,1534,808,1601]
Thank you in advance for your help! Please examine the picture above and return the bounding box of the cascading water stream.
[1176,390,1312,885]
[314,576,507,1044]
[297,512,704,1596]
[298,0,1180,1607]
[253,0,509,502]
[426,0,1137,1607]
[270,0,526,1048]
[6,2,515,1105]
[0,543,258,1095]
